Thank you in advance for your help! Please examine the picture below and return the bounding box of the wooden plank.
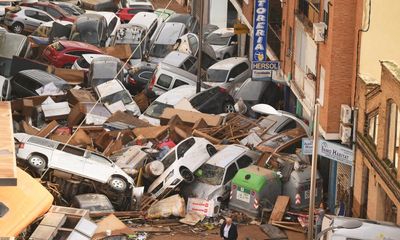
[36,120,59,138]
[129,226,171,233]
[0,102,17,185]
[271,221,306,233]
[268,196,290,224]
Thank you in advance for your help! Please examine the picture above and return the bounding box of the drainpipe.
[349,108,359,217]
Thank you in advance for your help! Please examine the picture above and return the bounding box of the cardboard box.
[160,108,222,127]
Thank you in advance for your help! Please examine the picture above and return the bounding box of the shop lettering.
[254,0,268,52]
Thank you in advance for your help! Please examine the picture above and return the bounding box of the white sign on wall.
[301,139,354,166]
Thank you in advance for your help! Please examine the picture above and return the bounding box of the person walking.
[220,217,238,240]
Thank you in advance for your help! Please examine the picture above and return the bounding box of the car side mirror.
[231,41,238,45]
[84,151,91,158]
[228,78,234,82]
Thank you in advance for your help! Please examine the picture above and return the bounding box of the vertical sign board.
[252,0,280,80]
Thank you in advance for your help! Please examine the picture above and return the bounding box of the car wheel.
[180,167,194,183]
[28,154,46,170]
[223,53,230,59]
[223,102,235,113]
[11,22,23,34]
[109,176,127,192]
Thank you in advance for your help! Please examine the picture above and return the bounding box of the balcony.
[296,0,321,34]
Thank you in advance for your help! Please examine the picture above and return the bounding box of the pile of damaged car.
[2,0,396,240]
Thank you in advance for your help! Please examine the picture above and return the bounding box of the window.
[183,57,196,71]
[138,71,153,80]
[177,138,195,158]
[161,151,176,170]
[187,34,198,54]
[157,74,172,89]
[56,145,84,156]
[47,8,62,18]
[37,12,52,22]
[236,155,253,168]
[367,112,379,145]
[224,163,238,185]
[287,27,293,57]
[25,10,36,18]
[108,17,118,36]
[323,0,330,38]
[67,51,85,57]
[228,62,249,80]
[90,153,111,165]
[386,101,400,169]
[172,79,188,88]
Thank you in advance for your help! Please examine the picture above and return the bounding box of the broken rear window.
[195,164,224,186]
[144,101,172,118]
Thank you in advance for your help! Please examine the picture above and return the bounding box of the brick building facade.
[353,61,400,224]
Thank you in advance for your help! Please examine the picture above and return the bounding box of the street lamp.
[315,219,363,240]
[252,103,320,240]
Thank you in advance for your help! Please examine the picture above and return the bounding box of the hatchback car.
[4,6,54,34]
[190,86,235,114]
[162,51,197,74]
[204,57,251,95]
[181,144,260,215]
[94,79,141,116]
[42,40,103,68]
[21,1,76,22]
[126,61,156,94]
[147,137,217,198]
[116,7,153,23]
[87,56,125,87]
[69,13,108,47]
[14,133,134,192]
[206,28,238,60]
[10,69,70,98]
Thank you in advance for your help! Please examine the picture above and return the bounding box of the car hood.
[184,181,222,201]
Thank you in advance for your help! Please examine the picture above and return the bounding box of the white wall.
[209,0,228,28]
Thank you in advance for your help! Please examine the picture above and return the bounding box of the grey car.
[4,6,54,34]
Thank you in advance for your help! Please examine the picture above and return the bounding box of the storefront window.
[386,101,400,169]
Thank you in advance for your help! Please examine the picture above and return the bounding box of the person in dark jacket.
[220,217,238,240]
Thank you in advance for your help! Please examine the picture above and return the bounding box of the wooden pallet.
[140,195,158,211]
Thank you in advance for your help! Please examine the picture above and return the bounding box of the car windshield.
[196,164,225,186]
[81,30,99,45]
[102,90,132,105]
[144,101,172,118]
[130,44,142,59]
[0,2,11,6]
[206,33,230,45]
[150,44,173,58]
[207,69,229,82]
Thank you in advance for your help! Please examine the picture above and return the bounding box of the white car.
[147,137,217,198]
[95,11,121,47]
[181,145,260,215]
[139,85,201,125]
[206,28,238,60]
[204,57,251,95]
[14,133,134,192]
[72,53,105,70]
[127,0,154,10]
[95,79,141,116]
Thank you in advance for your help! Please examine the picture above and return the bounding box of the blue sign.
[252,0,271,80]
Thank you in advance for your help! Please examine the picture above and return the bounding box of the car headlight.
[171,179,180,185]
[165,169,174,183]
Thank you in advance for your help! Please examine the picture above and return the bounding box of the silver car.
[204,57,251,95]
[14,133,134,192]
[206,28,237,60]
[181,144,260,216]
[4,6,54,34]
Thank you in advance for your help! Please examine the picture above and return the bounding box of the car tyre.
[11,22,23,34]
[223,102,235,113]
[28,154,46,170]
[109,176,127,192]
[180,167,194,183]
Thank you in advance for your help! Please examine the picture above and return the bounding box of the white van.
[147,62,199,96]
[320,216,400,240]
[128,12,162,42]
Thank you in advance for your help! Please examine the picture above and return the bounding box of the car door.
[83,152,113,183]
[23,9,42,32]
[51,145,86,176]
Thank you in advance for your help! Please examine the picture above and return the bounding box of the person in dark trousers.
[220,217,238,240]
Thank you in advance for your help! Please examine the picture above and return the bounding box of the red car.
[21,2,76,22]
[116,8,154,23]
[42,40,103,68]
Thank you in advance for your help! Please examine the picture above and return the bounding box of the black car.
[190,86,235,114]
[53,2,85,16]
[70,14,108,47]
[166,13,199,34]
[10,69,70,98]
[126,62,156,94]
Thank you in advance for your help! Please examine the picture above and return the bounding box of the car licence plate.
[236,189,250,203]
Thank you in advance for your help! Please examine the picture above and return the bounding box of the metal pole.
[196,0,204,93]
[308,102,320,240]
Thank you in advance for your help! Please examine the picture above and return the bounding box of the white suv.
[147,137,217,198]
[14,133,134,192]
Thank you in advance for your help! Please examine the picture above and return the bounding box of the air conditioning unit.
[313,22,327,42]
[340,104,352,125]
[340,123,352,144]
